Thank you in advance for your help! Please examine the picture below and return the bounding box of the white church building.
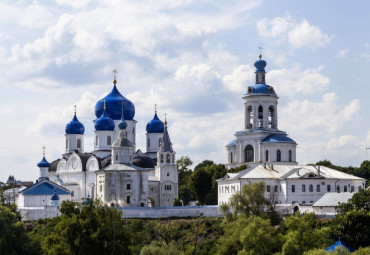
[218,56,366,207]
[22,73,178,210]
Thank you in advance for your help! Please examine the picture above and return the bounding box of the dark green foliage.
[173,197,182,206]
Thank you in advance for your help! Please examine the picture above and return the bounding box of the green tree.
[140,241,179,255]
[336,188,370,214]
[280,213,331,255]
[191,168,212,205]
[173,197,182,206]
[0,205,35,255]
[43,200,131,255]
[176,156,193,172]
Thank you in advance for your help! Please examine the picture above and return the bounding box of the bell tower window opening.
[230,152,233,163]
[66,139,68,149]
[147,138,150,148]
[277,150,281,162]
[268,106,275,129]
[166,154,170,163]
[258,105,263,128]
[160,154,164,163]
[77,139,81,149]
[246,106,253,129]
[265,150,269,162]
[95,136,98,146]
[289,150,292,162]
[107,136,111,145]
[244,145,254,163]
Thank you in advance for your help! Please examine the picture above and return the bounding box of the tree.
[173,197,182,206]
[336,188,370,214]
[140,241,179,255]
[0,205,35,255]
[43,200,131,255]
[191,168,212,205]
[176,156,193,172]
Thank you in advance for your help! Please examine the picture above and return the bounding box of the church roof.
[19,179,70,196]
[325,239,355,253]
[262,135,296,144]
[133,154,156,168]
[160,123,173,152]
[101,163,151,171]
[218,165,365,182]
[313,192,354,207]
[146,113,164,133]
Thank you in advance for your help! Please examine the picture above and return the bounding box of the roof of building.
[94,109,115,131]
[313,192,354,207]
[247,83,276,95]
[325,239,355,253]
[19,179,70,196]
[133,154,156,168]
[95,84,135,120]
[262,135,296,144]
[254,58,267,72]
[102,163,151,171]
[37,156,51,168]
[65,114,85,134]
[226,139,236,147]
[218,165,365,182]
[160,123,173,152]
[146,113,164,133]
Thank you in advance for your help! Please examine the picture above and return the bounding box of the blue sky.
[1,0,370,181]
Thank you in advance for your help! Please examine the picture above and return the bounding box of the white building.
[218,56,366,206]
[23,74,178,209]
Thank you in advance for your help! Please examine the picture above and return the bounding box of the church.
[22,72,178,208]
[218,56,366,207]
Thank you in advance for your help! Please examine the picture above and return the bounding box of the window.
[244,145,254,162]
[100,185,102,192]
[266,185,271,192]
[66,139,68,149]
[289,150,292,162]
[167,173,169,176]
[96,136,98,146]
[327,185,331,192]
[147,138,150,148]
[309,184,313,192]
[316,184,320,192]
[268,106,275,129]
[107,136,111,145]
[230,152,233,163]
[141,203,144,207]
[166,154,170,163]
[310,201,313,204]
[77,139,81,148]
[302,184,306,192]
[292,185,295,193]
[274,185,278,192]
[160,154,164,163]
[159,138,162,147]
[344,185,347,192]
[126,196,131,204]
[351,186,354,192]
[127,183,131,190]
[71,191,74,197]
[115,154,118,161]
[277,150,281,162]
[265,150,269,162]
[302,201,306,204]
[172,155,175,163]
[258,105,263,128]
[247,105,253,129]
[337,185,340,192]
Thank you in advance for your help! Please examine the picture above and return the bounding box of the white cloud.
[327,135,357,149]
[257,16,332,49]
[335,49,349,59]
[223,65,253,93]
[20,1,54,29]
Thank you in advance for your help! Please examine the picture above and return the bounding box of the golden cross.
[164,112,168,124]
[103,99,106,110]
[113,69,117,84]
[74,105,77,115]
[154,104,157,113]
[258,45,263,59]
[42,146,46,157]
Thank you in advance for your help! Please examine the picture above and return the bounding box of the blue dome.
[118,110,127,130]
[226,139,236,147]
[146,113,164,133]
[95,84,135,120]
[95,110,115,131]
[262,135,296,144]
[254,59,267,72]
[247,84,275,95]
[37,157,51,168]
[65,115,85,134]
[50,191,59,201]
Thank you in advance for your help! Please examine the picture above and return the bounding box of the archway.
[244,145,254,162]
[147,197,155,207]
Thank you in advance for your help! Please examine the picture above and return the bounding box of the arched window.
[268,106,275,129]
[66,139,68,149]
[107,136,111,145]
[166,154,170,163]
[230,152,233,163]
[309,184,313,192]
[147,138,150,148]
[246,105,253,129]
[316,185,320,192]
[277,150,281,162]
[77,139,81,149]
[289,150,292,162]
[265,150,269,162]
[244,145,254,162]
[71,191,74,197]
[258,105,263,128]
[302,184,306,192]
[115,154,118,161]
[160,154,164,163]
[95,136,98,146]
[172,155,175,163]
[159,138,162,147]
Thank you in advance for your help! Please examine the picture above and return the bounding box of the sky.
[1,0,370,182]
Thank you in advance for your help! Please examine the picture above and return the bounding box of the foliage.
[191,168,212,205]
[140,241,179,255]
[0,205,36,255]
[173,197,182,206]
[42,199,131,255]
[336,188,370,214]
[280,213,331,255]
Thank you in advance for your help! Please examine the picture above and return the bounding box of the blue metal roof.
[21,180,70,196]
[146,113,164,133]
[37,157,51,168]
[254,59,267,72]
[246,84,276,95]
[262,135,296,144]
[95,84,135,120]
[65,114,85,134]
[95,109,115,131]
[226,139,236,147]
[325,239,355,253]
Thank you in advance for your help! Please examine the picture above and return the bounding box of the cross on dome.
[103,99,106,110]
[113,69,117,84]
[42,146,46,157]
[164,112,168,125]
[154,104,157,113]
[74,105,77,115]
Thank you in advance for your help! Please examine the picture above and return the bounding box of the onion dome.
[226,139,236,147]
[65,114,85,134]
[95,82,135,120]
[50,191,59,201]
[146,112,164,133]
[95,109,115,131]
[254,58,267,72]
[37,156,51,168]
[118,108,127,130]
